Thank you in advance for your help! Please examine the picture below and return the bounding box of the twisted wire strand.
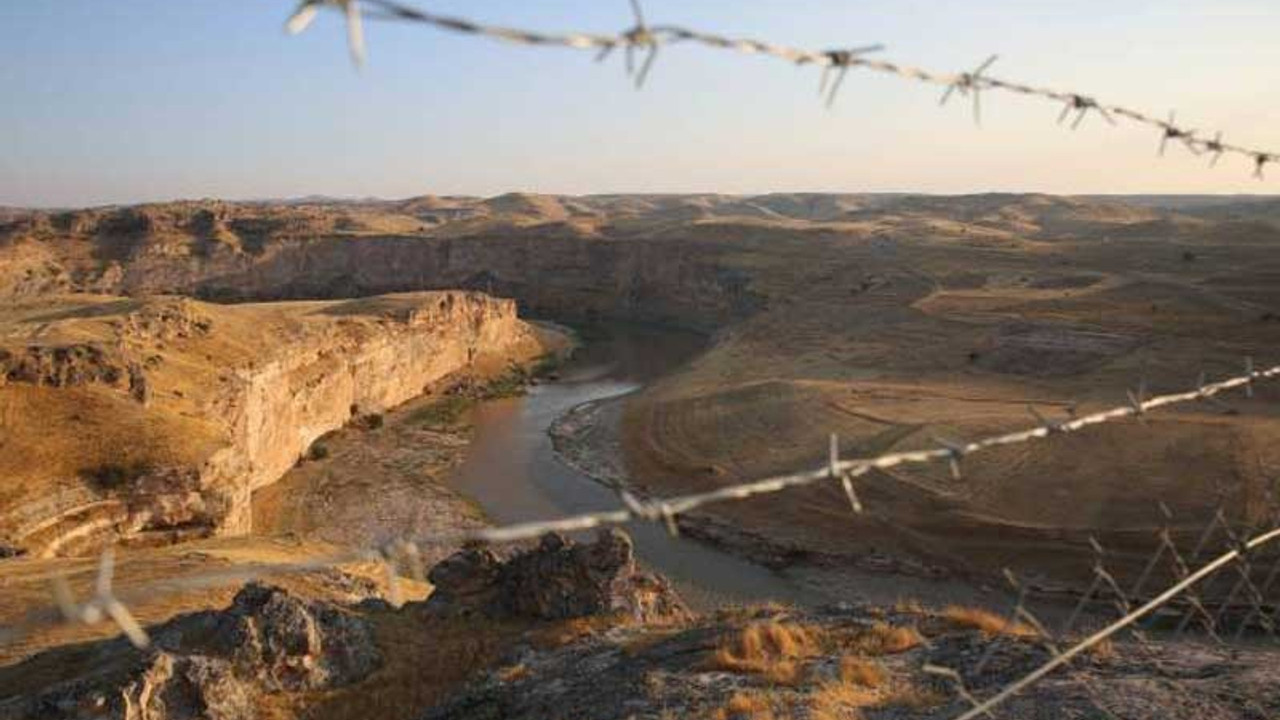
[6,361,1276,652]
[952,524,1280,720]
[288,0,1279,177]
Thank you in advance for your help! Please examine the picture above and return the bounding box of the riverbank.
[252,322,574,558]
[549,391,1008,612]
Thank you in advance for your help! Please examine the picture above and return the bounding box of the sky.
[2,0,1277,207]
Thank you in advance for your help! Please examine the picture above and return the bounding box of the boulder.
[13,583,380,720]
[121,653,252,720]
[426,530,689,623]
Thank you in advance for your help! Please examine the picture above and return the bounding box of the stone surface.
[0,291,548,557]
[424,603,1280,720]
[120,653,252,720]
[5,583,380,720]
[427,530,690,624]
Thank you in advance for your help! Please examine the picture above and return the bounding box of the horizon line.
[7,189,1279,212]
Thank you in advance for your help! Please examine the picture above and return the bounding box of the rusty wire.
[284,0,1278,178]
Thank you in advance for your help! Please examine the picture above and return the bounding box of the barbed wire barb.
[1206,131,1226,167]
[282,0,1277,178]
[1058,94,1115,129]
[1158,110,1200,156]
[1253,153,1272,180]
[939,54,998,126]
[48,547,150,649]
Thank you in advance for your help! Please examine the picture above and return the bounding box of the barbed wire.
[284,0,1279,179]
[6,358,1276,655]
[950,523,1280,720]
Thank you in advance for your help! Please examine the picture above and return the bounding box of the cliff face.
[0,292,548,556]
[0,200,768,331]
[207,292,536,535]
[111,234,760,332]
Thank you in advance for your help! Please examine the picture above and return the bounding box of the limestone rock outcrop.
[426,530,690,623]
[8,583,380,720]
[0,291,550,557]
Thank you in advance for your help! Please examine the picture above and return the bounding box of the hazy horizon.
[6,189,1280,212]
[4,0,1278,207]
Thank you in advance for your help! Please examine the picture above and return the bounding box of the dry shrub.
[809,657,888,720]
[811,658,944,719]
[528,612,625,649]
[494,663,530,683]
[707,621,818,685]
[842,622,924,655]
[942,605,1038,638]
[838,656,888,688]
[714,601,796,624]
[810,680,873,720]
[712,691,776,720]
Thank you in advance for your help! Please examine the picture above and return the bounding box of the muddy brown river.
[444,324,813,610]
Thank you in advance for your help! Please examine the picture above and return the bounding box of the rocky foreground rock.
[426,602,1280,720]
[2,583,380,720]
[427,529,691,623]
[6,530,1280,720]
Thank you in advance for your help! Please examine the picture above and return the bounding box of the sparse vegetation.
[840,622,925,655]
[408,365,543,429]
[477,367,530,400]
[529,352,562,378]
[707,621,819,685]
[838,656,888,688]
[810,654,944,718]
[306,442,330,461]
[407,395,473,429]
[942,605,1039,638]
[9,192,1280,720]
[80,460,154,491]
[712,691,777,720]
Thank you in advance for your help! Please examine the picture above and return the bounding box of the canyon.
[5,192,1280,579]
[3,192,1280,719]
[5,193,1280,581]
[0,291,555,557]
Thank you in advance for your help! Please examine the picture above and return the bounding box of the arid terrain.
[2,192,1280,718]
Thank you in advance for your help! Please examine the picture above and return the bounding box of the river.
[444,324,811,610]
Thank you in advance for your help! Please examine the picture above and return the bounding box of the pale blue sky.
[2,1,1277,207]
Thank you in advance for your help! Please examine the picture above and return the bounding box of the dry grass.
[494,663,531,683]
[840,622,925,656]
[711,691,777,720]
[942,605,1039,638]
[527,613,626,649]
[810,679,872,720]
[838,656,888,688]
[707,621,819,685]
[713,601,797,624]
[810,656,944,720]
